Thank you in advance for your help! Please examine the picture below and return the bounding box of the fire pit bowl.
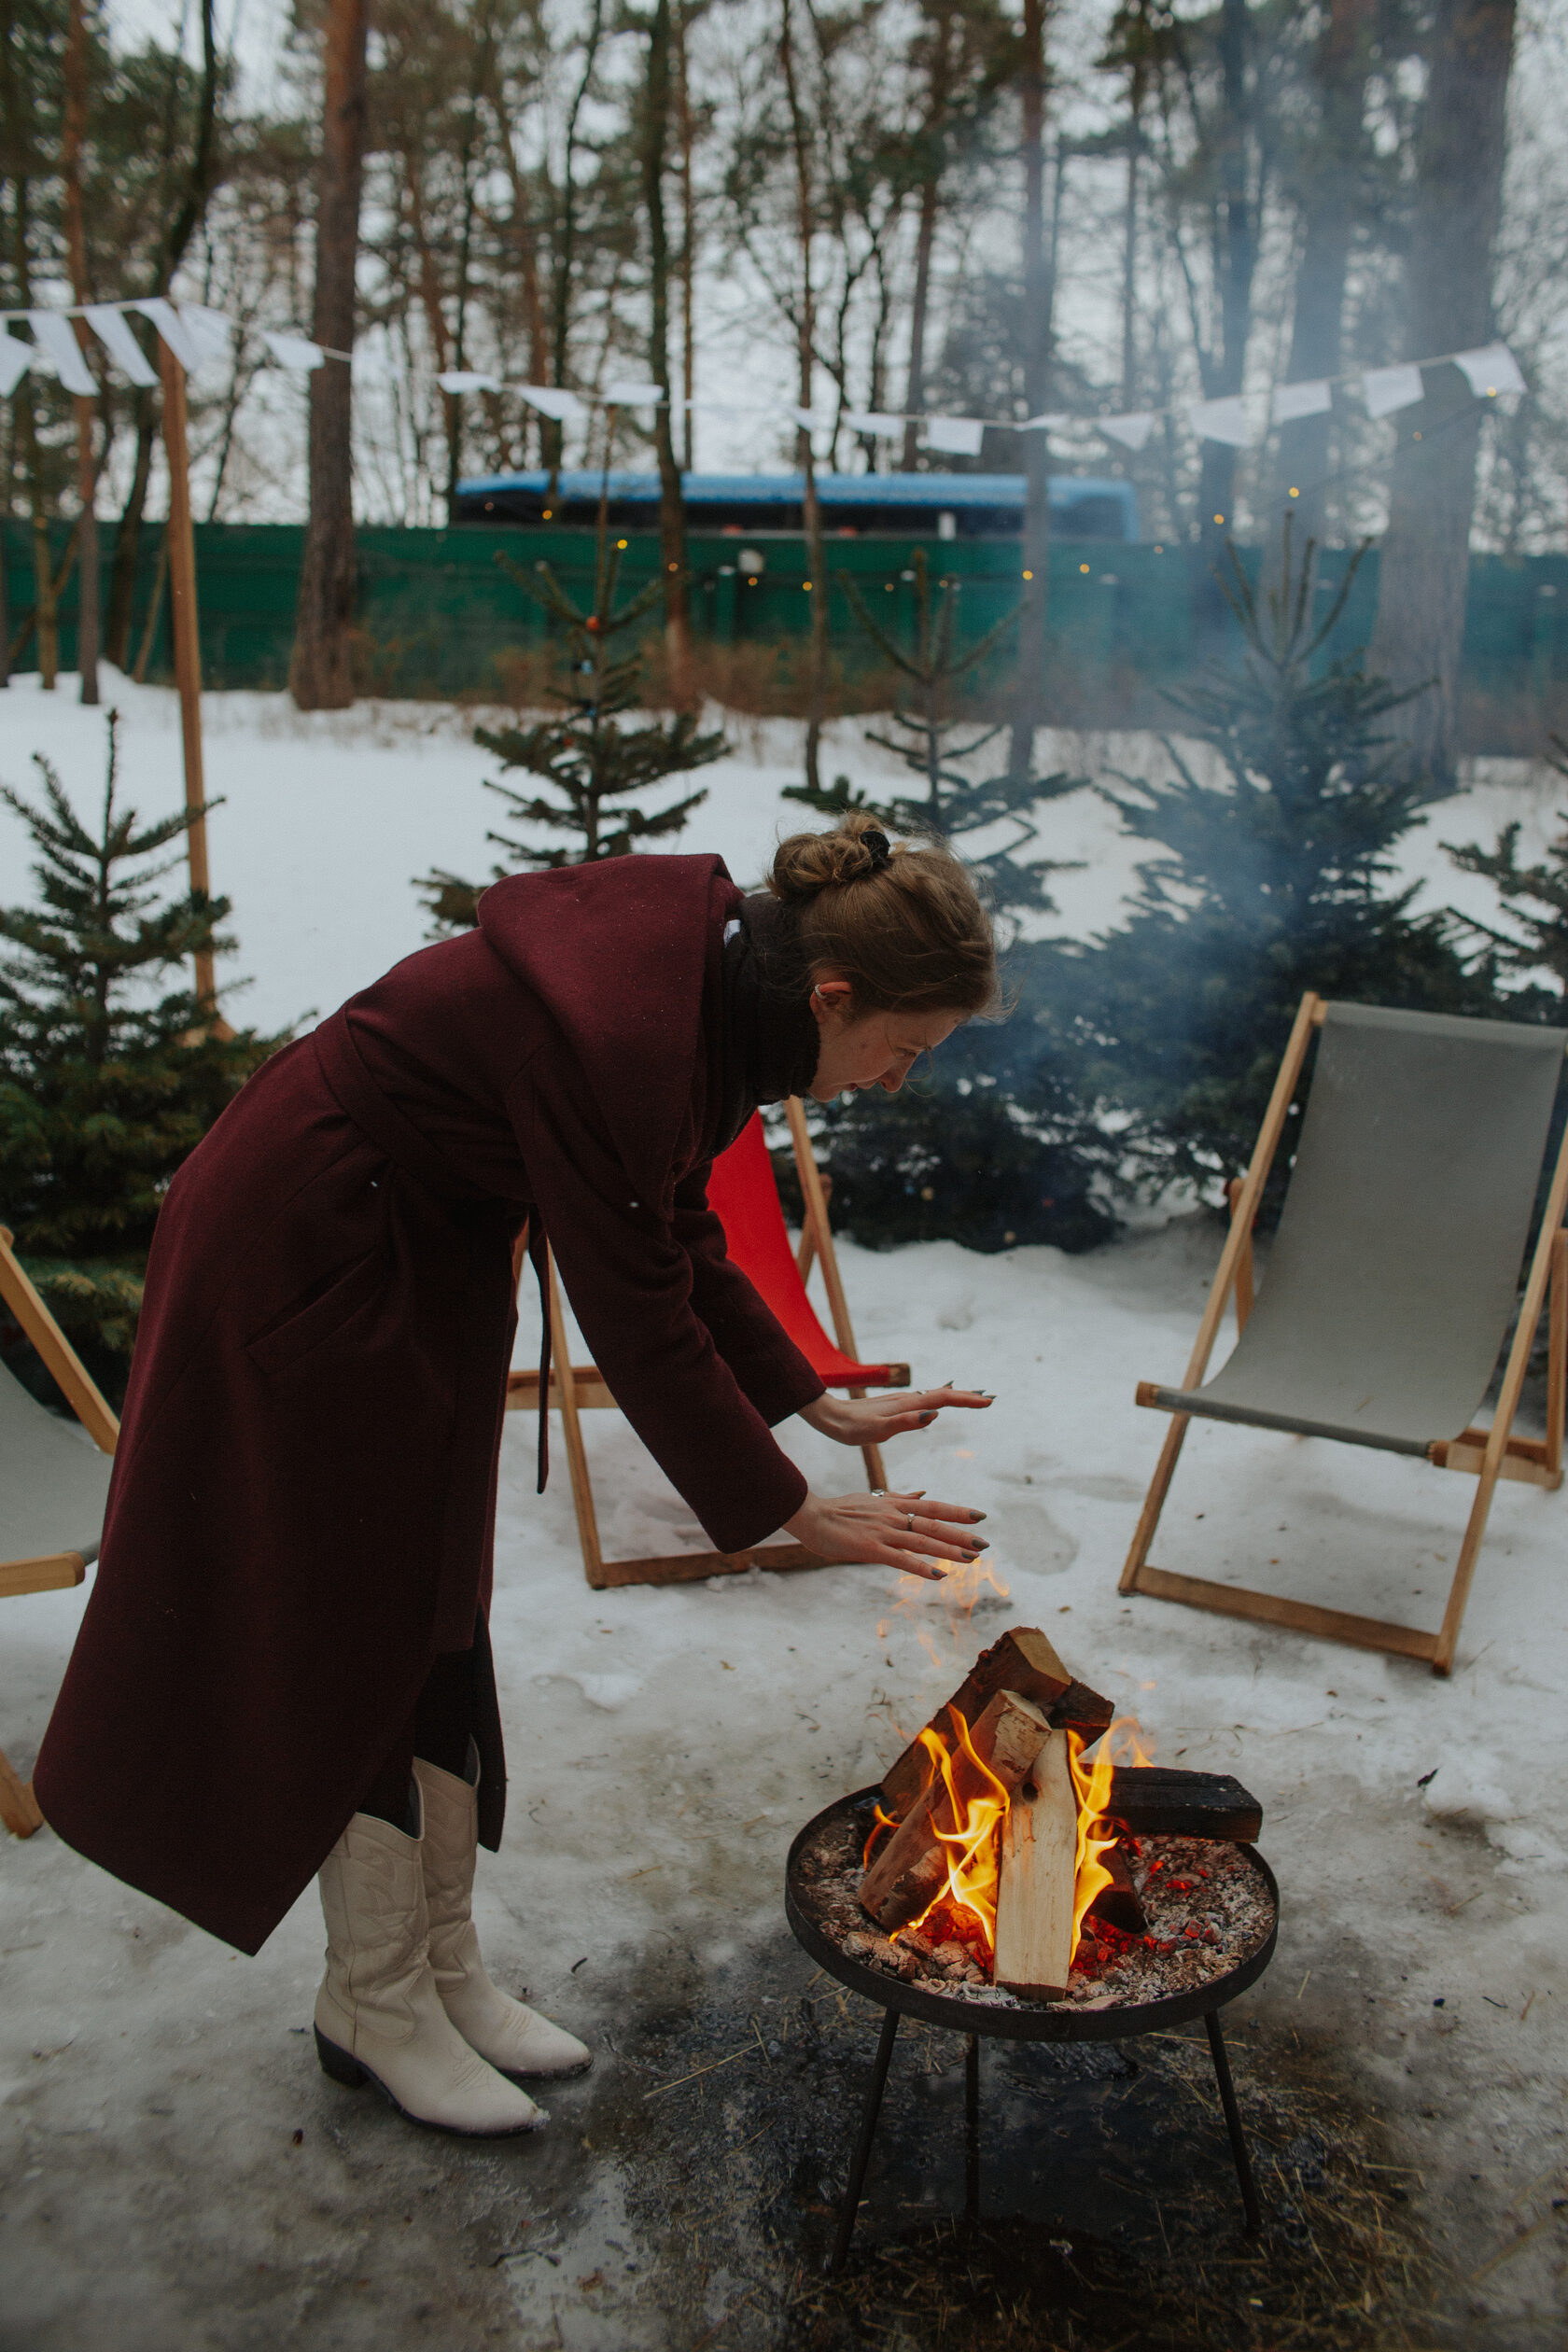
[787,1787,1280,2271]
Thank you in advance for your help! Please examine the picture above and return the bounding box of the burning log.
[1051,1680,1115,1743]
[860,1687,1050,1932]
[1105,1768,1261,1843]
[1085,1844,1147,1937]
[879,1629,1075,1821]
[992,1729,1078,2001]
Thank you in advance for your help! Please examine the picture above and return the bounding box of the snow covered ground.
[2,670,1567,2346]
[2,667,1564,1038]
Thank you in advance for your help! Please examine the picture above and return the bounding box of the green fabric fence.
[6,518,1566,750]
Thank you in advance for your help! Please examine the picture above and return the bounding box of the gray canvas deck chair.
[1122,993,1568,1675]
[0,1225,119,1837]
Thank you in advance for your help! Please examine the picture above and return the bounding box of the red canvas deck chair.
[508,1100,911,1589]
[0,1225,119,1835]
[1121,994,1568,1674]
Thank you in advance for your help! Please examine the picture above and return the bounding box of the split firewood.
[992,1728,1078,2001]
[861,1687,1051,1931]
[1104,1767,1261,1842]
[1085,1844,1147,1937]
[879,1629,1073,1821]
[1050,1680,1115,1742]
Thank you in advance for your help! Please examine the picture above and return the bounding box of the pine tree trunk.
[1369,0,1516,787]
[1197,0,1254,563]
[644,0,693,704]
[1268,0,1374,541]
[290,0,369,712]
[899,174,938,473]
[780,0,827,792]
[63,0,99,705]
[105,407,155,668]
[1009,0,1051,783]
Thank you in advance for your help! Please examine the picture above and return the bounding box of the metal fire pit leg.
[1203,2010,1261,2233]
[964,2034,981,2219]
[829,2007,901,2275]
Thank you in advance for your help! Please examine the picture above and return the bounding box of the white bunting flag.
[787,405,835,433]
[133,297,203,373]
[924,415,986,456]
[1363,363,1424,418]
[602,378,665,405]
[28,309,95,396]
[1452,343,1526,399]
[1272,379,1331,425]
[0,330,30,396]
[437,370,501,394]
[520,385,587,423]
[1190,395,1250,446]
[843,410,904,439]
[1018,412,1070,432]
[84,304,158,386]
[1098,412,1155,451]
[265,331,325,371]
[178,303,234,368]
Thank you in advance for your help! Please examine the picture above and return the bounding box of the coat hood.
[476,854,740,1211]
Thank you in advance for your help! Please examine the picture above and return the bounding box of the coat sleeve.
[670,1160,825,1427]
[506,1050,811,1552]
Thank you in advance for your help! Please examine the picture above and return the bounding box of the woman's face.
[806,976,962,1101]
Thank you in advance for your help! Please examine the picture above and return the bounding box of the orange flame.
[903,1709,1011,1955]
[862,1803,897,1870]
[1068,1715,1155,1957]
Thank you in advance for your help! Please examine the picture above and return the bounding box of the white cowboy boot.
[314,1787,547,2137]
[414,1745,592,2082]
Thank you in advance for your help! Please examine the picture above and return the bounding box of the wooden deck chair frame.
[0,1225,119,1835]
[507,1099,912,1590]
[1120,993,1568,1676]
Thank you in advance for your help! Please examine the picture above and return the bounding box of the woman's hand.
[782,1488,987,1581]
[798,1383,991,1449]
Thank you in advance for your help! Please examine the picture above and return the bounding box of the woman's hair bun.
[770,810,898,903]
[763,811,999,1018]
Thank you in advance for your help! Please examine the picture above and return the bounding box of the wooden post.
[156,340,217,1015]
[786,1096,888,1491]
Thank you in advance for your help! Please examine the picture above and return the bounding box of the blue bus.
[452,469,1138,541]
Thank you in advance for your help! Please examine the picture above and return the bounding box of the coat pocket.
[246,1249,385,1376]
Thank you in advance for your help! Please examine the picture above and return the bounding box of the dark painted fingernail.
[970,1511,987,1521]
[920,1412,937,1424]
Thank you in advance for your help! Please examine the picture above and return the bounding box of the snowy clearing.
[0,672,1565,2345]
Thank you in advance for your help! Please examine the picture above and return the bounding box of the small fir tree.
[1055,525,1493,1201]
[782,551,1111,1253]
[782,547,1078,930]
[418,525,727,929]
[0,712,277,1403]
[1446,735,1568,1016]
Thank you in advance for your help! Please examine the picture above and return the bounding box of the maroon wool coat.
[34,856,824,1954]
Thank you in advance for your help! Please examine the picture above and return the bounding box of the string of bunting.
[0,292,1528,455]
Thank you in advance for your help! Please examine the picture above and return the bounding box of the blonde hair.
[767,811,997,1017]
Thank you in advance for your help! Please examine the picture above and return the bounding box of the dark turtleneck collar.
[712,891,820,1156]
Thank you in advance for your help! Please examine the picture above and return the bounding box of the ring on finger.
[906,1511,915,1530]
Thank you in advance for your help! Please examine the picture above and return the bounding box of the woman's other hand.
[782,1489,987,1580]
[797,1384,991,1449]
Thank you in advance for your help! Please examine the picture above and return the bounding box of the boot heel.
[315,2026,368,2088]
